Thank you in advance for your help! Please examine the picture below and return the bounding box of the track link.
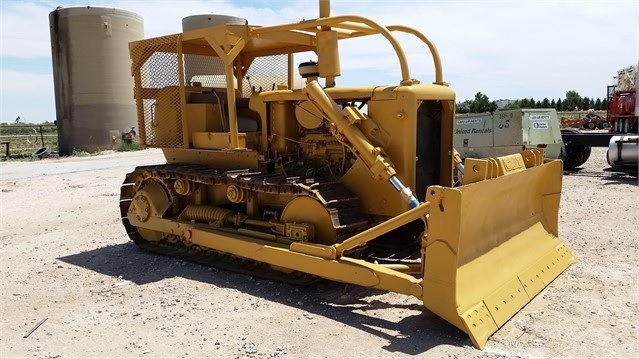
[119,164,368,284]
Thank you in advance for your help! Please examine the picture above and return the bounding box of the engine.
[297,131,351,175]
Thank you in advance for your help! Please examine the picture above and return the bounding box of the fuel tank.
[607,135,639,166]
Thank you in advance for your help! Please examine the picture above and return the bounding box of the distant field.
[0,124,58,159]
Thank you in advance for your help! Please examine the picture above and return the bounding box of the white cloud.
[107,0,316,37]
[0,2,54,58]
[334,1,638,98]
[0,70,53,95]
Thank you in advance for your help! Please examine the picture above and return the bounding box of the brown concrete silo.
[49,6,144,155]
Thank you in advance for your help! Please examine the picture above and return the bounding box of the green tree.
[556,98,563,110]
[562,99,572,111]
[489,101,498,112]
[520,98,529,108]
[550,99,556,108]
[456,100,471,113]
[469,92,492,113]
[564,90,582,111]
[594,98,602,110]
[589,98,595,109]
[582,97,591,110]
[602,98,608,110]
[506,100,521,109]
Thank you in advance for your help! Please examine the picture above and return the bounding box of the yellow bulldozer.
[121,0,574,349]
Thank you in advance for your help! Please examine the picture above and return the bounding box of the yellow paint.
[124,0,573,350]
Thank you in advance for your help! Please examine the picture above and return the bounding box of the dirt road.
[1,148,637,358]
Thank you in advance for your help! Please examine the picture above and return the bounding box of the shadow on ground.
[564,168,638,185]
[58,242,469,355]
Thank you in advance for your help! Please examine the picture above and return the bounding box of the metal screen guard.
[421,160,574,349]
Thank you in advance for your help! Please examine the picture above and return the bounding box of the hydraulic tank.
[49,6,144,155]
[607,135,639,166]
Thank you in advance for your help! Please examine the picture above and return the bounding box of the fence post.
[39,126,44,148]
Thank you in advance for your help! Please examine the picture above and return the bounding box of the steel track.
[119,164,423,283]
[119,164,370,285]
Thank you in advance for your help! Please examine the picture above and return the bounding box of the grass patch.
[71,149,92,157]
[116,142,142,152]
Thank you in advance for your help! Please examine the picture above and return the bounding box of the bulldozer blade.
[422,159,574,349]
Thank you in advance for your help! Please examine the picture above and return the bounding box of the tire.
[587,122,596,130]
[563,143,591,170]
[598,121,610,130]
[561,129,591,170]
[32,147,51,159]
[559,145,567,162]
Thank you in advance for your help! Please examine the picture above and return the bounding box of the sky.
[1,0,638,123]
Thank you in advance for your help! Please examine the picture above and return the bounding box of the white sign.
[456,118,482,125]
[532,121,549,129]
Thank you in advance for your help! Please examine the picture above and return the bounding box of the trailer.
[561,65,638,175]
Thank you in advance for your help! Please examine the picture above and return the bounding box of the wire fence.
[0,125,58,159]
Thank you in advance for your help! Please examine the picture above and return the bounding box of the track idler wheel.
[127,182,172,241]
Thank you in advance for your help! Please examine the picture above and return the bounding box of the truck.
[560,65,638,175]
[120,0,573,349]
[608,65,637,134]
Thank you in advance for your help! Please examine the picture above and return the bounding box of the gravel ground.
[0,147,637,359]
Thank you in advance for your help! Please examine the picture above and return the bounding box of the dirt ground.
[0,148,637,359]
